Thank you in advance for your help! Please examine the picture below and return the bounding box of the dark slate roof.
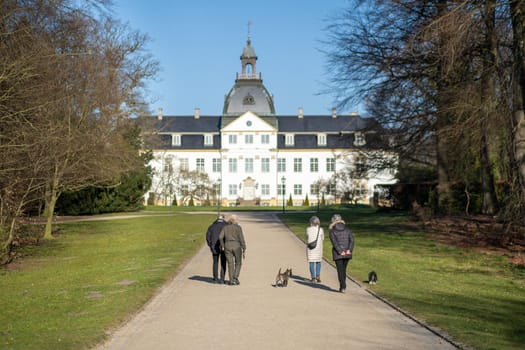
[277,115,376,132]
[154,116,221,133]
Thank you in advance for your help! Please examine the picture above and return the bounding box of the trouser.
[212,252,226,281]
[224,246,243,282]
[335,258,350,290]
[309,262,321,279]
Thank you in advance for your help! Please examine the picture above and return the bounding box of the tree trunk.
[43,176,61,239]
[510,0,525,223]
[479,0,499,215]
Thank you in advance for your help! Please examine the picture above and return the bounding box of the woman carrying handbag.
[306,216,324,283]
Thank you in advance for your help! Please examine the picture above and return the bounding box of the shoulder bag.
[307,226,321,250]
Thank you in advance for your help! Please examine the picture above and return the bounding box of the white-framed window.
[172,134,181,146]
[294,184,302,195]
[229,184,237,196]
[245,158,254,172]
[163,157,173,173]
[228,158,237,173]
[355,157,367,177]
[285,133,294,146]
[310,158,318,172]
[326,158,335,172]
[204,134,213,146]
[179,158,189,171]
[310,183,319,195]
[196,158,205,172]
[228,134,237,144]
[212,158,221,172]
[277,158,286,172]
[294,158,302,172]
[317,133,327,146]
[278,184,286,196]
[261,158,270,173]
[245,134,253,144]
[261,184,270,195]
[261,134,270,144]
[354,132,366,146]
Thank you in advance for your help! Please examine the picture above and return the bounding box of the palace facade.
[146,35,396,207]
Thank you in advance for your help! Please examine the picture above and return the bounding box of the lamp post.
[281,176,286,214]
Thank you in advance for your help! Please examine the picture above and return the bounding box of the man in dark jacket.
[206,215,227,283]
[219,214,246,285]
[328,214,355,293]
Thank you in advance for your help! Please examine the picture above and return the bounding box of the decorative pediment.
[222,111,276,132]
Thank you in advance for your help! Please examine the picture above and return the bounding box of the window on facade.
[278,184,286,196]
[355,182,365,196]
[310,183,319,195]
[294,184,302,195]
[212,158,221,172]
[285,134,294,146]
[245,134,253,144]
[163,157,173,173]
[317,134,327,146]
[179,158,189,171]
[277,158,286,172]
[204,134,213,146]
[181,184,189,195]
[310,158,318,172]
[245,158,254,173]
[326,158,335,172]
[228,158,237,173]
[328,183,336,194]
[172,134,181,146]
[355,157,367,177]
[228,135,237,144]
[196,158,205,172]
[228,184,237,196]
[261,158,270,172]
[261,134,270,144]
[261,184,270,196]
[294,158,302,172]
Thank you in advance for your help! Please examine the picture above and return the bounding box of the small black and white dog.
[368,271,378,285]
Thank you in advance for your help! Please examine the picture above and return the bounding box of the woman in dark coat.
[328,214,355,293]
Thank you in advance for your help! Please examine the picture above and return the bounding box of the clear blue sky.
[112,0,354,116]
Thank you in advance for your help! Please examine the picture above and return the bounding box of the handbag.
[307,226,321,250]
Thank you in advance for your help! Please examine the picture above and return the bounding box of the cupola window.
[243,94,255,105]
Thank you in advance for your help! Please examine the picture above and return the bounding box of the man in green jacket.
[219,215,246,285]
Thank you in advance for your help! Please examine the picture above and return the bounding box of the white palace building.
[146,35,396,207]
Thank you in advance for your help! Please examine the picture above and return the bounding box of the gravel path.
[95,211,458,350]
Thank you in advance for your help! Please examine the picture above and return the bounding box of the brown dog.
[275,268,293,287]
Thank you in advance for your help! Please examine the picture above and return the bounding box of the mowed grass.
[282,206,525,350]
[0,213,214,350]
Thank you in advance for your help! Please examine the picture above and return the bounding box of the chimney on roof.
[298,107,303,119]
[157,107,163,120]
[194,107,200,119]
[331,107,337,118]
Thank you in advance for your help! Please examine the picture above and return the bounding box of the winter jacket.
[306,225,324,262]
[219,223,246,252]
[206,218,226,254]
[329,221,355,261]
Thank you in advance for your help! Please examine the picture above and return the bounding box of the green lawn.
[0,213,214,350]
[282,206,525,350]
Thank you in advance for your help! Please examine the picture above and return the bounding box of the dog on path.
[275,268,293,287]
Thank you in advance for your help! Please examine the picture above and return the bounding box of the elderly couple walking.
[206,214,246,286]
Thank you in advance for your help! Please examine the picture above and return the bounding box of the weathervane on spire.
[247,20,252,41]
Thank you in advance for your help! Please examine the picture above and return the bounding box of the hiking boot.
[310,278,317,283]
[316,276,321,283]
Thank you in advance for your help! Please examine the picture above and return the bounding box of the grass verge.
[0,213,214,350]
[281,206,525,350]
